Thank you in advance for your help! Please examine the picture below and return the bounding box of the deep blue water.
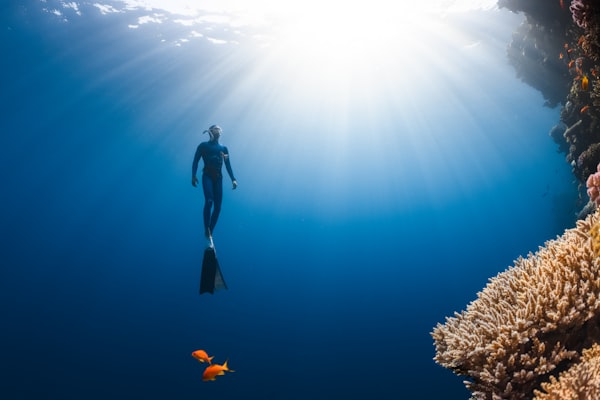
[1,2,579,399]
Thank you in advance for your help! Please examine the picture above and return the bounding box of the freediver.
[192,124,237,247]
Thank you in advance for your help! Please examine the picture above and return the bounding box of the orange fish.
[582,75,590,90]
[581,105,590,113]
[560,52,564,60]
[568,60,575,69]
[191,350,214,364]
[202,360,234,381]
[560,0,565,10]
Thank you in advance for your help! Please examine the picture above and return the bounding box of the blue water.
[0,2,579,399]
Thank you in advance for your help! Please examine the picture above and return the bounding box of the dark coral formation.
[500,0,600,207]
[499,0,573,107]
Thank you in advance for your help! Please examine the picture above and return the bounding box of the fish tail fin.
[223,359,234,372]
[208,356,214,364]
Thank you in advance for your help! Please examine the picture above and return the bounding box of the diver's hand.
[192,176,199,187]
[232,180,238,190]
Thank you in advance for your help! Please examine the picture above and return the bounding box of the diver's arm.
[192,145,202,186]
[223,147,237,189]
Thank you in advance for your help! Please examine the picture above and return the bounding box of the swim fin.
[199,246,227,294]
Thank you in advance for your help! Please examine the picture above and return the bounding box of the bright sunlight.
[98,0,501,91]
[239,0,503,111]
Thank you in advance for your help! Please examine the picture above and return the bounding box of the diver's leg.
[209,178,223,234]
[202,174,214,237]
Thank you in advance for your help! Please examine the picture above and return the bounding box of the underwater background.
[0,1,581,399]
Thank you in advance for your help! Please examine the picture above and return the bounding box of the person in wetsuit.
[192,125,237,245]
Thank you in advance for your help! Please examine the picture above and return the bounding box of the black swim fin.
[199,246,227,294]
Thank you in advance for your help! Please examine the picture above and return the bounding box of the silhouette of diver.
[192,125,237,247]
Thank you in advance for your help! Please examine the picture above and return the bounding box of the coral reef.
[432,4,600,398]
[432,212,600,400]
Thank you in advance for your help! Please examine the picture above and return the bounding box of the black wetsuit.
[192,140,235,237]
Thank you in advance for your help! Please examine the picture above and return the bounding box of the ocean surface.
[0,2,580,399]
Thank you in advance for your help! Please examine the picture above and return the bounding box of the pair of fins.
[199,239,227,295]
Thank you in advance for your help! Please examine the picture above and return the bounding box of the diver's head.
[207,124,222,141]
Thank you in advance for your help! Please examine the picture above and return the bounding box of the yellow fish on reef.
[582,75,590,91]
[202,360,234,381]
[191,349,214,364]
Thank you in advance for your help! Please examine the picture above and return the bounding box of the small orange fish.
[202,360,234,381]
[560,0,565,10]
[560,52,564,59]
[583,75,590,90]
[191,350,214,364]
[568,60,575,69]
[581,105,590,113]
[578,35,586,46]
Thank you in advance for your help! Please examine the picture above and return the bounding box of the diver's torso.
[200,141,227,175]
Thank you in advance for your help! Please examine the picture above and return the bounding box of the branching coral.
[533,343,600,399]
[432,212,600,400]
[591,218,600,257]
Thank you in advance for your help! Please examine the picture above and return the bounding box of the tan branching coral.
[432,212,600,400]
[592,218,600,257]
[534,343,600,399]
